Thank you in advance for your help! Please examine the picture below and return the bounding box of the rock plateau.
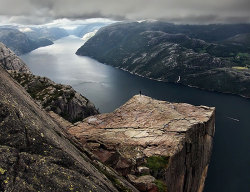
[68,95,215,192]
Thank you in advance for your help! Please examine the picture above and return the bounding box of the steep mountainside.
[68,95,215,192]
[0,42,31,73]
[0,28,53,55]
[0,66,138,192]
[9,71,99,123]
[76,22,250,98]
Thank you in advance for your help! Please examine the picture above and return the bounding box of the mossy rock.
[154,179,167,192]
[146,156,169,171]
[145,155,169,178]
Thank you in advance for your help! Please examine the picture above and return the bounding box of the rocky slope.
[68,95,215,192]
[76,22,250,98]
[0,42,31,73]
[9,71,99,123]
[0,66,138,192]
[0,28,53,55]
[0,42,98,123]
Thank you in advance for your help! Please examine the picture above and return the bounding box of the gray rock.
[137,167,150,175]
[0,65,138,192]
[127,175,157,191]
[0,42,31,73]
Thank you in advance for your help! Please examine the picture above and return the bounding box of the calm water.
[21,36,250,192]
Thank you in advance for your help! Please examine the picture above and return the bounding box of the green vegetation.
[237,52,250,57]
[146,156,169,171]
[232,66,248,70]
[0,167,6,174]
[154,179,167,192]
[234,52,250,67]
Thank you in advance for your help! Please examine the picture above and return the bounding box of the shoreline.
[110,63,250,100]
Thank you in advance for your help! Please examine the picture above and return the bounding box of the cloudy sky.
[0,0,249,25]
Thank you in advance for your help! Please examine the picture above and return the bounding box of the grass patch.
[154,179,167,192]
[146,156,169,171]
[237,52,250,58]
[232,66,248,70]
[0,167,6,174]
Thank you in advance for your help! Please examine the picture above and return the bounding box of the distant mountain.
[76,22,250,97]
[223,33,250,46]
[69,23,108,38]
[0,28,53,55]
[24,27,69,41]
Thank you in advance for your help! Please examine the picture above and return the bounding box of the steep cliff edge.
[0,42,99,123]
[0,66,138,192]
[68,95,215,192]
[0,42,31,73]
[9,71,99,123]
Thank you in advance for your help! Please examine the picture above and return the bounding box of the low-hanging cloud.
[0,0,249,25]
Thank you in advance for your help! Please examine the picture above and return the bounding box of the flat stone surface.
[68,95,215,158]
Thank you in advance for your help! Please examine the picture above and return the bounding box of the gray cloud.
[0,0,249,24]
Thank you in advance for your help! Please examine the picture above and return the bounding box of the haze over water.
[21,36,250,192]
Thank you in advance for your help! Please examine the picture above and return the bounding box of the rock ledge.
[68,95,215,192]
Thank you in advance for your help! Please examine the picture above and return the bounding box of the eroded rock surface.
[9,71,99,123]
[68,95,215,192]
[0,42,31,73]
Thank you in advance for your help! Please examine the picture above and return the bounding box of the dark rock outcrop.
[0,66,138,192]
[9,71,99,123]
[0,43,31,73]
[68,95,215,192]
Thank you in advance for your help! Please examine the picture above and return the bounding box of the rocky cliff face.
[68,95,215,192]
[0,42,98,123]
[0,66,138,192]
[9,71,99,123]
[0,42,31,73]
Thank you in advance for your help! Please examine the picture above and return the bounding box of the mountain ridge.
[76,22,250,98]
[0,28,53,55]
